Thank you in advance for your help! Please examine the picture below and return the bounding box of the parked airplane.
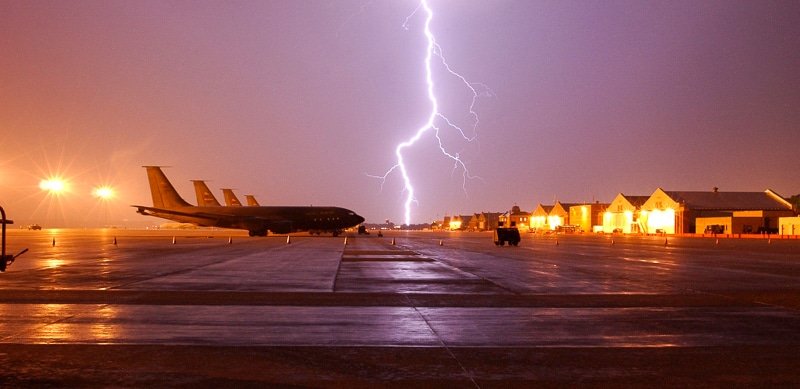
[134,166,364,236]
[222,188,243,207]
[195,182,258,208]
[191,180,222,207]
[245,194,260,206]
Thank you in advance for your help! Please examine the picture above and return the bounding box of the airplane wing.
[133,205,222,221]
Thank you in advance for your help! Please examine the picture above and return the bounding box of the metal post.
[1,206,10,260]
[1,206,6,260]
[0,207,26,272]
[1,206,11,271]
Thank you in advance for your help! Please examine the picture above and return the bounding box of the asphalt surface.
[1,229,799,387]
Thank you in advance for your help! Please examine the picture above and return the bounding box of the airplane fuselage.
[137,205,363,236]
[134,166,364,236]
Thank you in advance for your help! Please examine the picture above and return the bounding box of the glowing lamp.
[39,178,67,194]
[92,186,115,199]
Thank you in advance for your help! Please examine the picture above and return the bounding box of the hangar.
[640,188,793,235]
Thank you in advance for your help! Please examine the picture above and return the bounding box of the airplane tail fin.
[222,189,243,207]
[245,195,260,206]
[144,166,192,209]
[192,180,222,207]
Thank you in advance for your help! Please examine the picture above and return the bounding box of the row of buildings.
[434,188,800,236]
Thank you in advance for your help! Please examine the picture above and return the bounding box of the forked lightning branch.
[371,0,491,225]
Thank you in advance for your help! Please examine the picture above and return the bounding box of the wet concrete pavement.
[1,229,800,386]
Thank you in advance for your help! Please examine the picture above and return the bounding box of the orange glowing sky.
[1,1,798,227]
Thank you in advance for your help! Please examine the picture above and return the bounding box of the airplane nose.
[354,214,365,225]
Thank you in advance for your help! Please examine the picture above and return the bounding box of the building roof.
[569,202,610,209]
[552,202,579,213]
[478,212,503,218]
[663,190,792,211]
[621,195,650,207]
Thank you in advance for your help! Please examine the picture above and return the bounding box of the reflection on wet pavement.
[3,303,799,348]
[2,230,800,385]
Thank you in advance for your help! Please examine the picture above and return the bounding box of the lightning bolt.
[371,0,491,226]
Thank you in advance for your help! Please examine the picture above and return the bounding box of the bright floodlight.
[39,178,67,194]
[92,186,115,199]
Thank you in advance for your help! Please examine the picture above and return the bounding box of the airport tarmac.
[1,229,800,387]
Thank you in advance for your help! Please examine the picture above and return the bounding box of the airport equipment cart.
[494,227,521,246]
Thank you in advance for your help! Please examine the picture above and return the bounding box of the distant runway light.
[92,186,115,199]
[39,178,68,194]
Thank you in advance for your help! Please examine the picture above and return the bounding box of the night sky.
[1,0,798,227]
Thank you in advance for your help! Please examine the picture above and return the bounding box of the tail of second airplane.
[144,166,193,209]
[245,194,260,206]
[222,189,243,207]
[192,180,222,207]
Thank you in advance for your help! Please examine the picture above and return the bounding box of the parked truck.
[494,227,521,246]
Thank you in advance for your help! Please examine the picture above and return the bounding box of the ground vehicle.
[357,225,369,235]
[494,227,520,246]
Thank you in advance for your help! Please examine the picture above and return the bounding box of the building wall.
[530,205,551,231]
[501,214,530,230]
[640,189,682,234]
[548,212,566,230]
[515,215,530,232]
[696,217,731,234]
[467,215,481,231]
[732,217,766,234]
[531,215,548,231]
[603,210,635,233]
[449,216,473,230]
[484,213,501,230]
[603,194,629,233]
[641,208,677,234]
[569,204,605,233]
[500,206,531,231]
[548,203,570,230]
[640,188,794,234]
[733,210,765,217]
[779,217,800,236]
[732,210,795,231]
[763,211,796,230]
[696,216,764,235]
